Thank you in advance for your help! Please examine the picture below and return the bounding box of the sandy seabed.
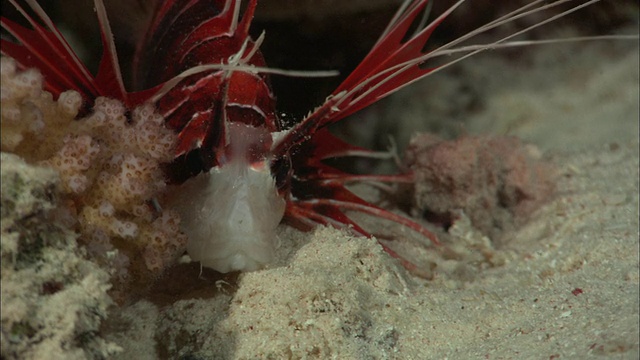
[2,25,638,360]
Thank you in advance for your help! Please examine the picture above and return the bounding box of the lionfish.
[0,0,616,274]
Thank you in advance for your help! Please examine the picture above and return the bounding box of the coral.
[404,133,556,241]
[0,58,45,151]
[0,57,188,298]
[1,153,121,360]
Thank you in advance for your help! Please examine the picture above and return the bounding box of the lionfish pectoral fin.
[282,131,439,249]
[270,0,452,271]
[284,186,438,277]
[1,0,129,104]
[272,0,463,156]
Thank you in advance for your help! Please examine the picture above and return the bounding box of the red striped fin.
[1,0,129,104]
[272,0,460,157]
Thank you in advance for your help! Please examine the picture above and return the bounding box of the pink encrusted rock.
[404,133,556,241]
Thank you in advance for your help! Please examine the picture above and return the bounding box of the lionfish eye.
[271,155,292,192]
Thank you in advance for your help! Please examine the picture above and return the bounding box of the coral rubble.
[1,153,121,359]
[404,133,556,241]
